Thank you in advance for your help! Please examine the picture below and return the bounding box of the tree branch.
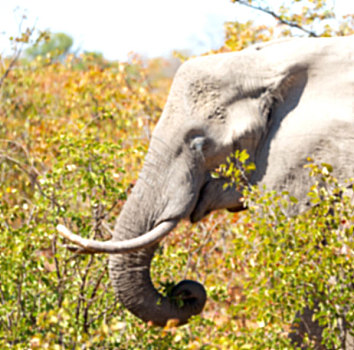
[235,0,319,37]
[0,48,22,89]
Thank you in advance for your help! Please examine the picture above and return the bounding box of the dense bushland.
[0,1,353,348]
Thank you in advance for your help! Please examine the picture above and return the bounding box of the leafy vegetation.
[0,1,353,348]
[219,153,354,349]
[25,32,73,61]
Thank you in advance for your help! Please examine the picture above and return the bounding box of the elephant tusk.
[56,220,178,254]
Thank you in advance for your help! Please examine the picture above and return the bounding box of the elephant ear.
[228,65,307,148]
[259,69,305,122]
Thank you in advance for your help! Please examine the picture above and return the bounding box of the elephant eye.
[190,136,208,154]
[184,127,205,141]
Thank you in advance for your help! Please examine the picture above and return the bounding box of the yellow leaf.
[164,318,180,329]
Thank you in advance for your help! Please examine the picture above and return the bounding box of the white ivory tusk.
[57,220,178,254]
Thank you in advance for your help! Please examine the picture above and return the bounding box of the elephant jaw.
[190,178,245,223]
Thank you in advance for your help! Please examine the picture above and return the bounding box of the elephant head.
[57,36,354,326]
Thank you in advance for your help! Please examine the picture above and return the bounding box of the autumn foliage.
[0,1,353,349]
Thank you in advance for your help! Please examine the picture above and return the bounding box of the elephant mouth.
[189,178,245,223]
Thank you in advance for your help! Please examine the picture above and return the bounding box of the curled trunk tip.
[167,279,207,325]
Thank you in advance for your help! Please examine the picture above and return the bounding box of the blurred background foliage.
[24,32,74,61]
[0,0,353,348]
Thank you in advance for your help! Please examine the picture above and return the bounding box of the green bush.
[218,153,353,349]
[2,133,352,349]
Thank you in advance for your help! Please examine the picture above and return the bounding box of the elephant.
[57,36,354,344]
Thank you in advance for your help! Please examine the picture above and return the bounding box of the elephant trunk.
[108,144,206,326]
[109,246,206,326]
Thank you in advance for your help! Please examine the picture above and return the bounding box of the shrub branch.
[234,0,319,37]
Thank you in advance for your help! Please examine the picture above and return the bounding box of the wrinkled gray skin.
[108,36,353,342]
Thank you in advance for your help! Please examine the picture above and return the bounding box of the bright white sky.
[0,0,352,61]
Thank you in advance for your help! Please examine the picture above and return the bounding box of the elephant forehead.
[160,79,227,127]
[187,79,220,106]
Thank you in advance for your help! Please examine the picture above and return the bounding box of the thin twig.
[0,48,22,89]
[102,221,114,237]
[0,139,31,161]
[25,203,36,226]
[64,245,98,254]
[51,235,61,281]
[83,266,107,333]
[235,0,319,37]
[0,279,12,330]
[75,255,95,322]
[0,153,63,212]
[16,265,24,327]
